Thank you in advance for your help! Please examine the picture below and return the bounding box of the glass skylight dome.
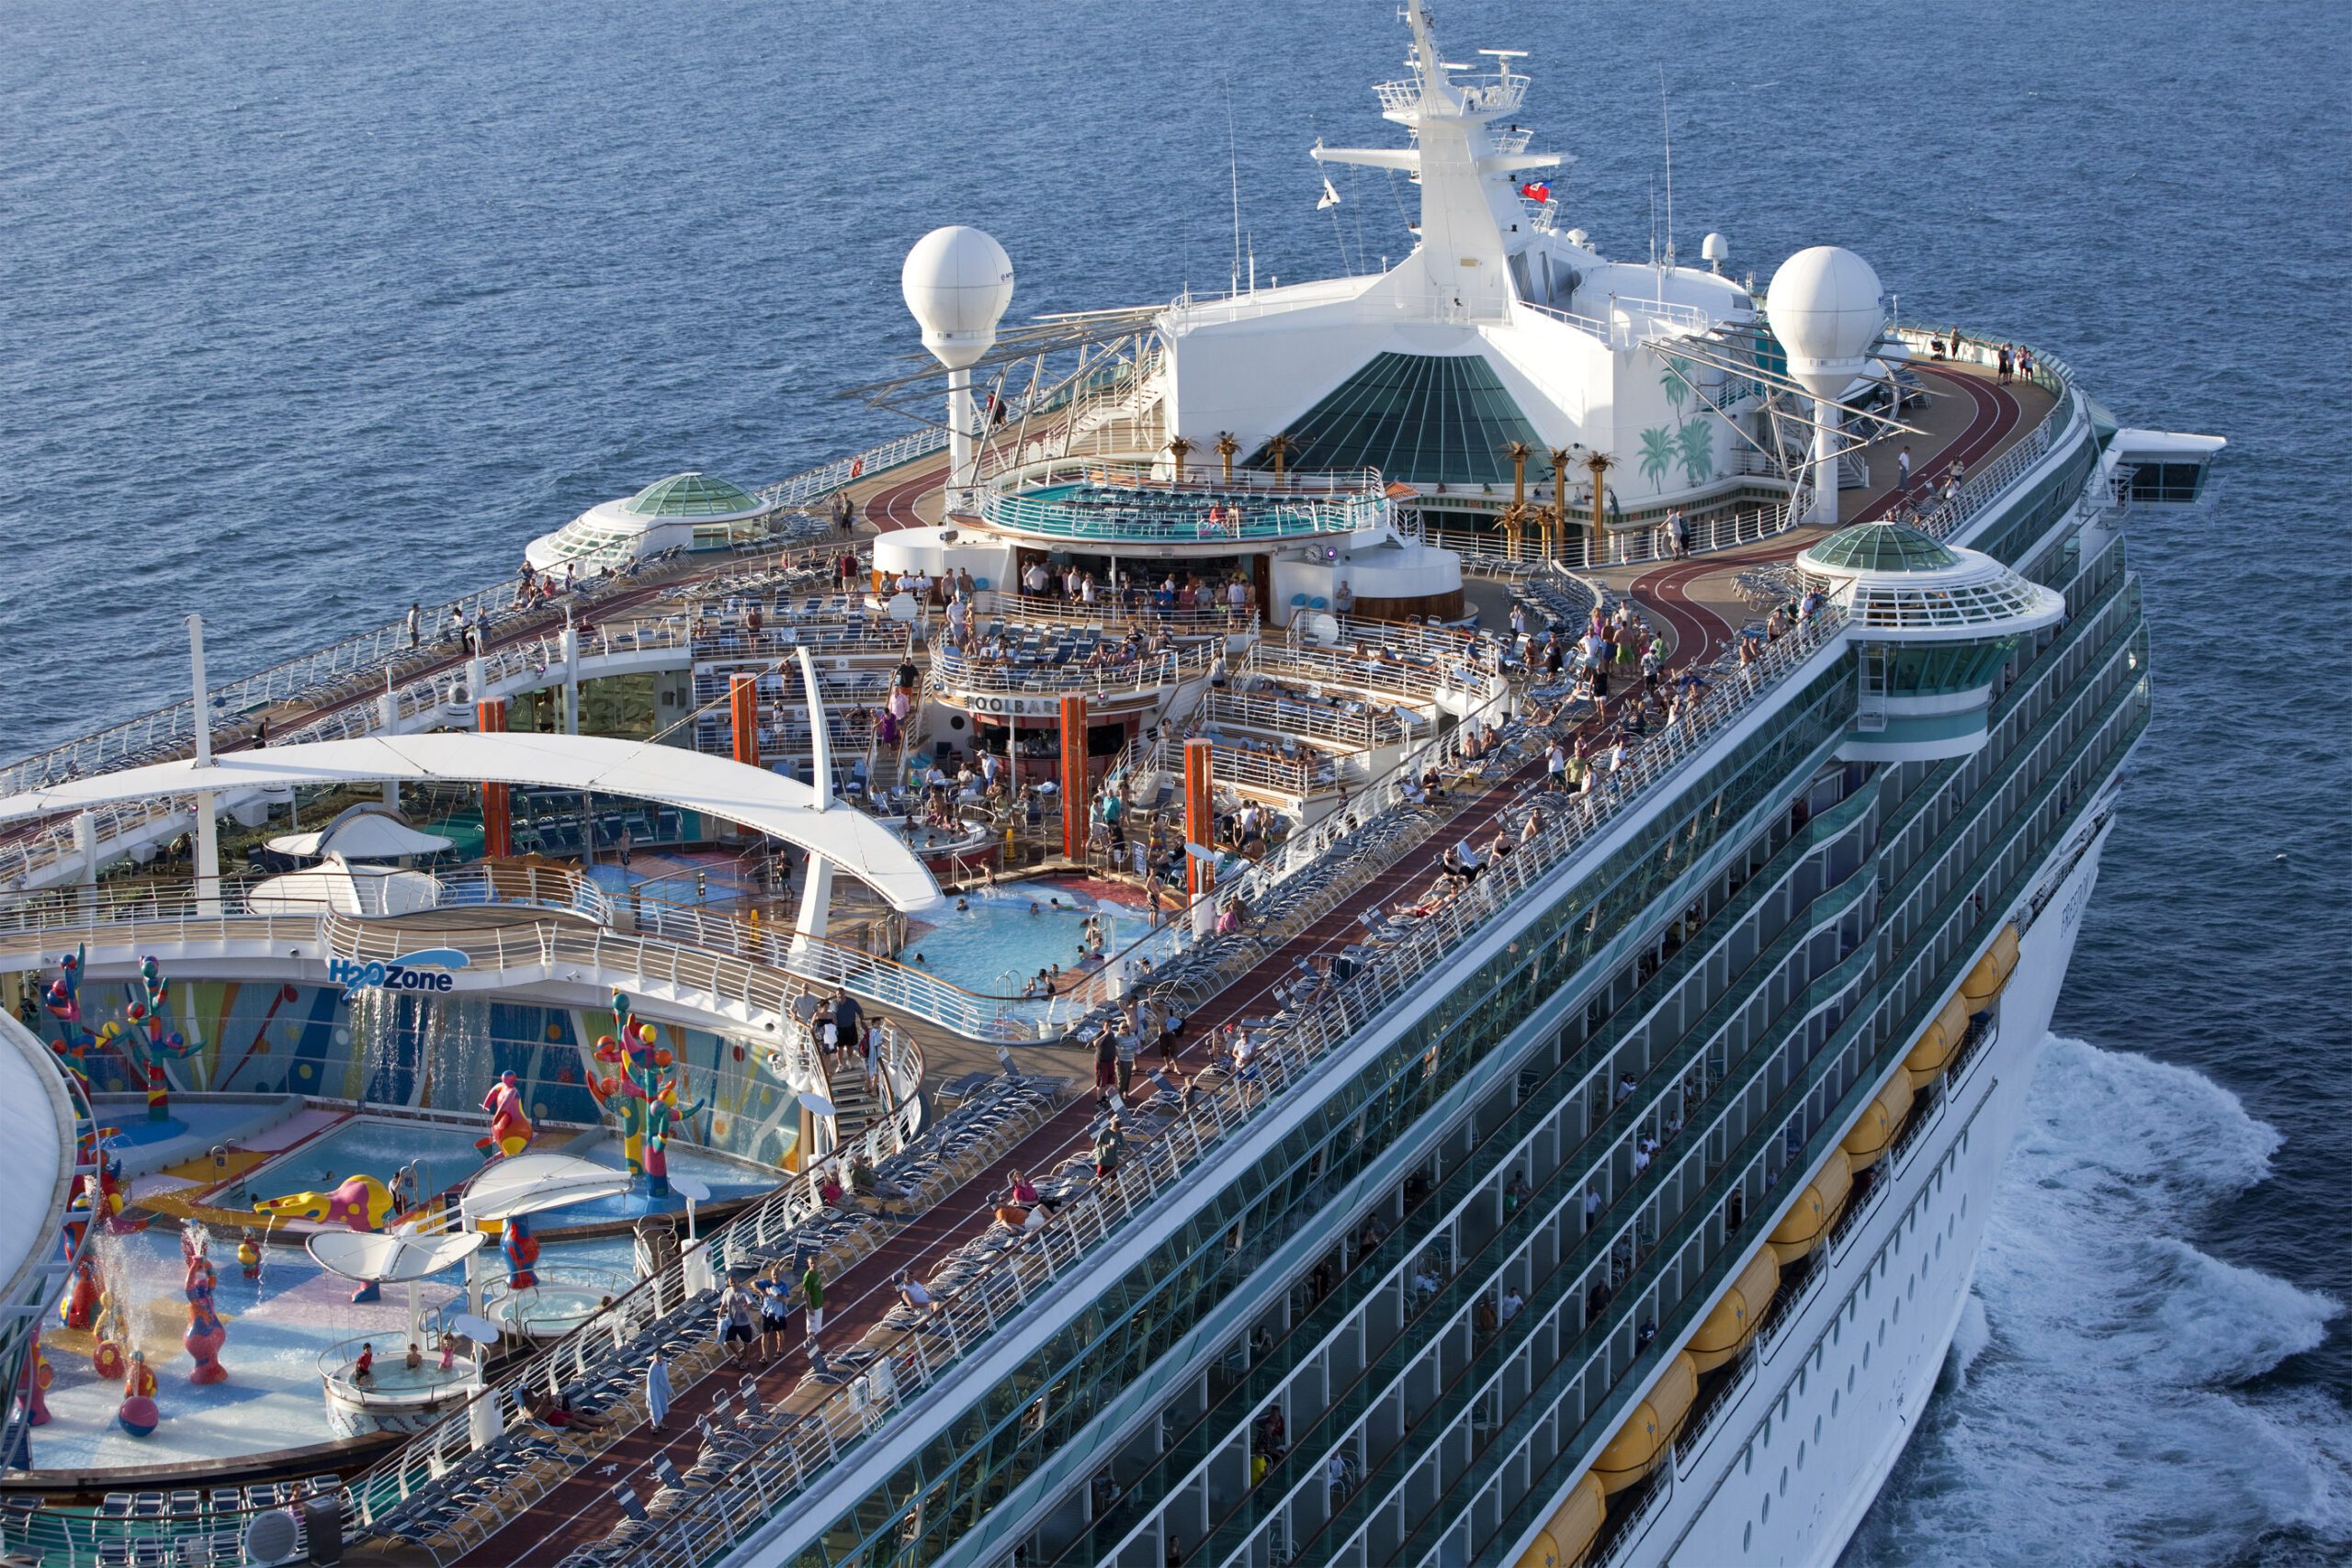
[1799,522,2065,639]
[526,471,774,572]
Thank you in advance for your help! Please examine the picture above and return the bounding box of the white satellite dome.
[1766,245,1884,389]
[901,226,1015,369]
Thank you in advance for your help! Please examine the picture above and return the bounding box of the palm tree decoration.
[1501,440,1532,561]
[1168,434,1193,483]
[1215,432,1239,484]
[1660,363,1692,414]
[1676,421,1714,484]
[1545,446,1574,559]
[1265,433,1295,479]
[1585,449,1616,563]
[1637,427,1678,490]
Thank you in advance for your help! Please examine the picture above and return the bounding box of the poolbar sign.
[329,949,472,993]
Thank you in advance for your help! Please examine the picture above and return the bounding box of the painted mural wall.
[22,978,802,1170]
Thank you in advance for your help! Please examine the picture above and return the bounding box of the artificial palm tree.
[1545,446,1574,559]
[1265,433,1295,479]
[1168,434,1193,483]
[1215,432,1239,484]
[1585,448,1616,563]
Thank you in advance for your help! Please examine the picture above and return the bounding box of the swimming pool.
[896,883,1140,996]
[235,1118,492,1205]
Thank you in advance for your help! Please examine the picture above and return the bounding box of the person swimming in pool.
[956,897,969,910]
[1029,901,1042,916]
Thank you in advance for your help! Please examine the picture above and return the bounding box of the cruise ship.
[0,9,2223,1567]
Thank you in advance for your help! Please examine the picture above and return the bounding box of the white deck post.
[187,614,220,919]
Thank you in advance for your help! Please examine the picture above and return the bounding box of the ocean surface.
[3,0,2346,1559]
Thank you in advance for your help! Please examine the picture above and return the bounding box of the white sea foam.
[1842,1036,2352,1567]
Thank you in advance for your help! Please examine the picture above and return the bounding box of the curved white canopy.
[268,809,454,861]
[460,1152,633,1222]
[248,858,443,917]
[0,733,944,912]
[307,1229,485,1283]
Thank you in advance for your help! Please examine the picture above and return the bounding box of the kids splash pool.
[896,884,1141,996]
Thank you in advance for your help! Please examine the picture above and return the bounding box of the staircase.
[821,1058,889,1160]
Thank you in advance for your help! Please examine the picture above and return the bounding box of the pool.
[27,1224,631,1472]
[897,883,1140,997]
[234,1118,494,1206]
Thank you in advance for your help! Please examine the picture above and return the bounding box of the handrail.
[975,487,1385,543]
[930,643,1209,699]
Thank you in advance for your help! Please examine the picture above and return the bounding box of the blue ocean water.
[4,0,2346,1558]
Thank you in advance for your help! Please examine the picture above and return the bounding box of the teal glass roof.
[621,471,763,518]
[1248,352,1545,486]
[1806,521,1960,573]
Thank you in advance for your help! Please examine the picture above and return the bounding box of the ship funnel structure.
[1767,245,1885,528]
[902,225,1015,500]
[1800,521,2067,762]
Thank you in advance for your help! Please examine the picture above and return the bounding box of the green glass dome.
[621,471,763,518]
[1803,520,1960,573]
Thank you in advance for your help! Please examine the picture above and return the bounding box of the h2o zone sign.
[329,949,471,993]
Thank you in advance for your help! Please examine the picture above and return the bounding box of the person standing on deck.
[406,603,422,649]
[801,1261,826,1334]
[646,1349,673,1431]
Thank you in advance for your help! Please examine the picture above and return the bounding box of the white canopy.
[306,1229,485,1284]
[268,808,454,861]
[0,732,944,912]
[460,1152,632,1222]
[247,857,443,917]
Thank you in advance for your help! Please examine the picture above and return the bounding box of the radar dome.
[1766,245,1884,389]
[901,226,1015,369]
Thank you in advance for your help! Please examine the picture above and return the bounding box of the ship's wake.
[1842,1035,2352,1567]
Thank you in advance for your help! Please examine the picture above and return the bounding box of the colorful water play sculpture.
[60,1255,98,1331]
[118,1349,159,1438]
[500,1211,539,1291]
[180,1230,228,1385]
[477,1070,534,1160]
[643,1078,708,1202]
[253,1173,395,1232]
[237,1232,262,1281]
[89,1289,126,1381]
[17,1328,51,1427]
[50,950,204,1115]
[589,993,707,1200]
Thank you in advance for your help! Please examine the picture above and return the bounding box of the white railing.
[1426,494,1795,575]
[930,645,1207,700]
[1202,689,1402,751]
[754,427,949,512]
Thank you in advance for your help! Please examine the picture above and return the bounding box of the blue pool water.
[243,1119,493,1203]
[898,886,1139,997]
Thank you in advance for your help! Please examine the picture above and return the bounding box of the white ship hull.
[1615,813,2112,1567]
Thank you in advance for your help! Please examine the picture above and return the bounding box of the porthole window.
[1745,1522,1754,1552]
[1814,1415,1823,1444]
[1761,1495,1771,1526]
[1832,1389,1841,1416]
[1797,1440,1807,1472]
[1864,1340,1872,1368]
[1877,1321,1886,1347]
[1847,1367,1856,1393]
[1779,1466,1790,1497]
